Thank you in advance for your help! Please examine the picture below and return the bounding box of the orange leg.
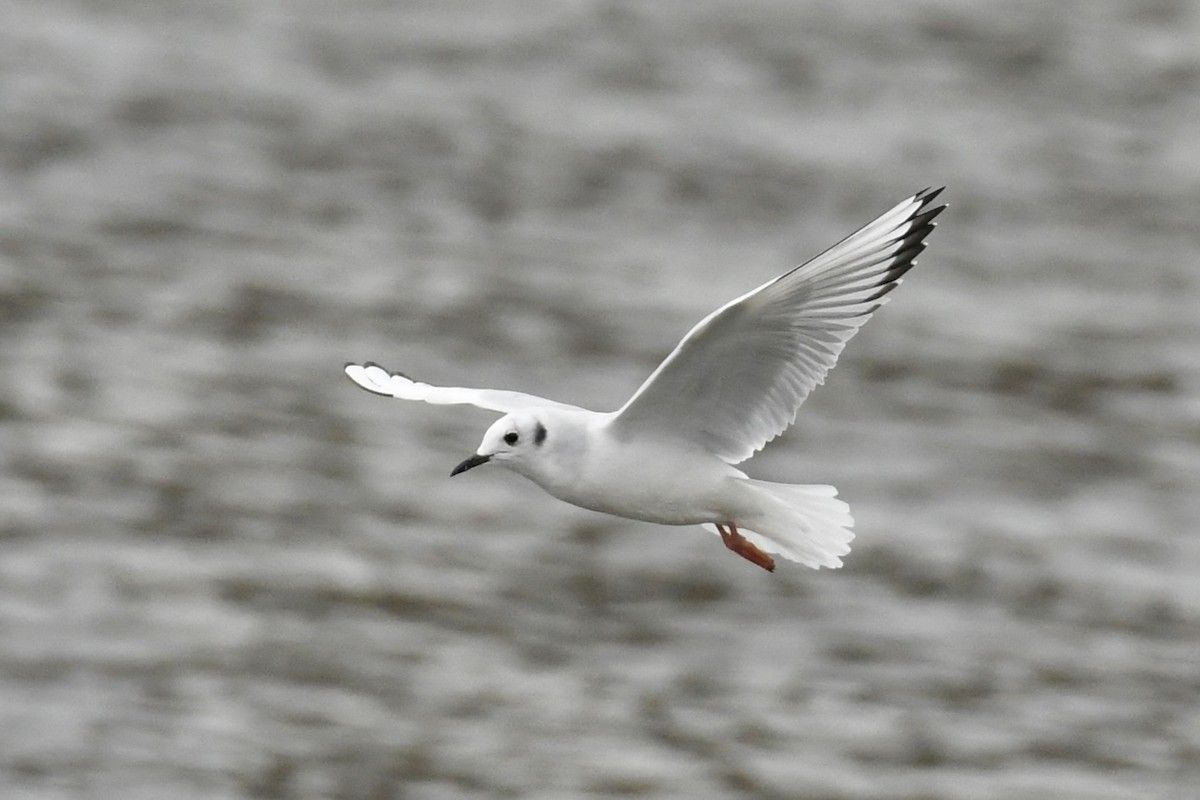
[716,522,775,572]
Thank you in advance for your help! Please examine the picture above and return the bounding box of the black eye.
[503,432,519,446]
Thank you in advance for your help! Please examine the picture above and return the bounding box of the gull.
[346,187,945,572]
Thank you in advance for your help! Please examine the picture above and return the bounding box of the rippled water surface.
[1,1,1198,798]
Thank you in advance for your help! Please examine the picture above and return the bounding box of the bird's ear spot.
[534,421,547,446]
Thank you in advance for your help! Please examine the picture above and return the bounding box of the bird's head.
[451,412,549,477]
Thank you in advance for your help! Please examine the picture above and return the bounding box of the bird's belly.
[543,445,740,526]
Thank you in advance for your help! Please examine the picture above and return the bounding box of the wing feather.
[609,187,945,463]
[344,362,580,414]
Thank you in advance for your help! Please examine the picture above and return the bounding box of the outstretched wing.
[609,187,945,464]
[344,362,581,414]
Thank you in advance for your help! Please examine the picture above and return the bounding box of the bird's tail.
[707,480,855,569]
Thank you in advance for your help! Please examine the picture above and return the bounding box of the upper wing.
[610,187,945,464]
[344,362,581,414]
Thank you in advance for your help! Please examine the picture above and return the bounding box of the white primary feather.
[344,362,581,414]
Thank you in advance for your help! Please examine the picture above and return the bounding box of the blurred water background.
[1,1,1199,798]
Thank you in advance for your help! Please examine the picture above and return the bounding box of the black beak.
[450,453,491,477]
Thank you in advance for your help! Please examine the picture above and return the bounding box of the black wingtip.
[915,187,948,218]
[916,186,946,203]
[908,206,944,229]
[867,190,944,290]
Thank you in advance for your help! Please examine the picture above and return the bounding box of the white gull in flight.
[346,187,945,572]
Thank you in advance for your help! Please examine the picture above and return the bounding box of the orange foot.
[716,522,775,572]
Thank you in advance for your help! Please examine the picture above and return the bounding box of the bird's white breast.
[520,415,743,526]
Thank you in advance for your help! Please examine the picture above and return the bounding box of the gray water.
[1,1,1198,798]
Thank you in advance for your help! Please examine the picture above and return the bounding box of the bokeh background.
[2,1,1198,798]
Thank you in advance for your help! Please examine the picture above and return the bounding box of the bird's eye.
[503,432,519,446]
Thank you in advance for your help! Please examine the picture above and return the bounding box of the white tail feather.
[706,481,855,569]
